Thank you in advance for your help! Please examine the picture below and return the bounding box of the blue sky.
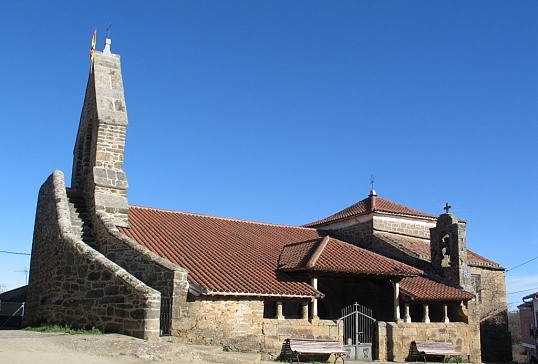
[0,1,536,309]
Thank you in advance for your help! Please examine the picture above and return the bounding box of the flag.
[90,29,97,60]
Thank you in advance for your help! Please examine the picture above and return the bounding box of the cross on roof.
[444,202,452,213]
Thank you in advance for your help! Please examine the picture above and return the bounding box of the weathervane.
[370,175,375,191]
[107,22,112,38]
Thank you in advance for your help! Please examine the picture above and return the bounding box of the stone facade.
[376,321,481,362]
[25,171,160,340]
[169,295,340,357]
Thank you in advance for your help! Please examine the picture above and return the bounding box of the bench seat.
[285,338,346,363]
[412,341,462,362]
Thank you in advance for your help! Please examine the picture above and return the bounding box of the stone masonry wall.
[72,51,129,227]
[26,171,161,340]
[262,318,342,357]
[471,266,512,362]
[171,296,340,356]
[376,321,481,362]
[94,212,190,328]
[330,216,433,251]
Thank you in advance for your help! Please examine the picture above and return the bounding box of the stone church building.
[26,41,511,362]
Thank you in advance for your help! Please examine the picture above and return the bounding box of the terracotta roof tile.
[280,237,422,276]
[374,232,503,269]
[120,206,323,298]
[305,195,437,227]
[400,275,475,302]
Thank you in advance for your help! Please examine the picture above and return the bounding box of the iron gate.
[160,290,172,336]
[339,302,376,360]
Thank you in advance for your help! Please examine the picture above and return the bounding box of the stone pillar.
[311,276,319,319]
[403,303,411,323]
[393,281,400,321]
[443,304,450,323]
[301,301,308,320]
[422,304,430,323]
[275,301,284,320]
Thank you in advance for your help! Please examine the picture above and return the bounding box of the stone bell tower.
[430,203,472,291]
[71,38,130,227]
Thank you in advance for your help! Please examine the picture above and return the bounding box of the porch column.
[311,276,319,319]
[275,301,284,320]
[393,280,401,321]
[422,304,430,323]
[403,303,411,323]
[443,304,450,323]
[301,301,309,320]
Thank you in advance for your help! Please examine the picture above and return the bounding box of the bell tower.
[430,203,472,291]
[72,37,130,227]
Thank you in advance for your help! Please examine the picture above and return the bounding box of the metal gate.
[0,302,25,329]
[339,302,376,360]
[160,290,172,336]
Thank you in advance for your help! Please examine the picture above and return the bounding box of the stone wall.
[376,321,481,362]
[72,51,129,227]
[94,211,189,318]
[25,171,160,340]
[171,295,340,356]
[470,266,512,362]
[262,318,342,357]
[329,216,434,251]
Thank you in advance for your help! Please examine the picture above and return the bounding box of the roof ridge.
[306,236,330,268]
[129,205,319,231]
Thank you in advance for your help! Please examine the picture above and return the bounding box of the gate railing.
[339,302,376,360]
[160,290,172,336]
[0,302,25,329]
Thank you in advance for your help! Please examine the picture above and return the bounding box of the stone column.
[301,301,309,320]
[443,304,450,323]
[422,304,430,323]
[311,276,319,319]
[393,281,400,321]
[403,303,411,323]
[275,301,284,320]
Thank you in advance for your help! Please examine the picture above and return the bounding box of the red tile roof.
[120,206,323,298]
[400,275,475,302]
[118,205,480,302]
[304,195,437,227]
[374,232,503,269]
[279,236,422,276]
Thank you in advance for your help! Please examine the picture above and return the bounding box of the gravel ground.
[0,330,263,364]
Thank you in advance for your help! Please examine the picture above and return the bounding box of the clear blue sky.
[0,1,536,309]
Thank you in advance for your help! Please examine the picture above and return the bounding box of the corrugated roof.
[400,275,475,302]
[305,195,437,227]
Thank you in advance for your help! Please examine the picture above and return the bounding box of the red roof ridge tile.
[129,204,319,231]
[304,195,438,227]
[306,236,330,268]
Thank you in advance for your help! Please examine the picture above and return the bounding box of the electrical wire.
[0,250,30,256]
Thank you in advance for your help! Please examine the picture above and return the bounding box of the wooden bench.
[284,338,347,363]
[411,340,462,362]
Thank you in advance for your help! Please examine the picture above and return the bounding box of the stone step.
[66,190,98,251]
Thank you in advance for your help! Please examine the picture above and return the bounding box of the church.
[25,40,511,362]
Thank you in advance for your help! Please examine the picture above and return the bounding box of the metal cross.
[370,175,375,191]
[107,22,112,38]
[444,202,452,213]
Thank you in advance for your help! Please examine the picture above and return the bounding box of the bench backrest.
[288,339,346,354]
[413,341,460,355]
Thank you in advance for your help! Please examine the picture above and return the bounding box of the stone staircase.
[66,188,98,250]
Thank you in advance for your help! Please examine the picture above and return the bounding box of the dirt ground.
[0,330,263,364]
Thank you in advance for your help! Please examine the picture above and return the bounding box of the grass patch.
[23,324,102,335]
